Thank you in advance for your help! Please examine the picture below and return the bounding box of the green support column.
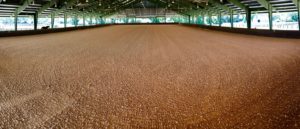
[230,10,234,28]
[188,15,191,24]
[64,13,67,28]
[51,13,54,29]
[218,12,221,27]
[83,14,86,26]
[14,13,18,31]
[100,16,102,24]
[90,17,92,25]
[209,14,212,26]
[75,14,78,27]
[34,12,38,30]
[246,8,251,29]
[202,14,205,25]
[268,3,273,30]
[298,0,300,31]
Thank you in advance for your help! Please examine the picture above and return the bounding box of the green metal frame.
[6,0,300,31]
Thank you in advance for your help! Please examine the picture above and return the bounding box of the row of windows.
[0,16,99,31]
[103,15,189,24]
[188,12,299,30]
[0,12,298,31]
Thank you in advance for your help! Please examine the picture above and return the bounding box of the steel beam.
[14,14,18,31]
[52,0,78,15]
[209,13,212,26]
[83,14,86,26]
[299,0,300,31]
[227,0,247,11]
[268,3,273,30]
[202,14,205,25]
[256,0,270,10]
[38,0,57,15]
[34,12,38,30]
[218,11,221,27]
[75,14,78,27]
[51,13,55,28]
[230,10,233,28]
[294,0,300,30]
[246,8,251,29]
[64,12,67,28]
[15,0,34,15]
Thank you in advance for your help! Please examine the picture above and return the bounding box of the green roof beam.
[38,0,58,15]
[15,0,34,15]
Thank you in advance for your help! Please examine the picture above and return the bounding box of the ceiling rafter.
[15,0,34,15]
[38,0,58,15]
[227,0,248,11]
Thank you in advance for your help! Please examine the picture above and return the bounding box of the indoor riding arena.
[0,0,299,129]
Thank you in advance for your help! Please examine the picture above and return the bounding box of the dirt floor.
[0,25,299,128]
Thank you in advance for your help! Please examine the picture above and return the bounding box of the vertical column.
[268,3,273,31]
[99,16,102,24]
[90,17,92,25]
[218,11,221,27]
[83,14,86,26]
[188,15,191,24]
[202,13,205,25]
[246,8,251,29]
[230,10,234,28]
[14,13,18,31]
[51,13,55,29]
[298,0,300,30]
[75,14,78,27]
[209,13,212,26]
[64,12,67,28]
[34,12,38,30]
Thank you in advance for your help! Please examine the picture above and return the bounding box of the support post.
[51,13,54,29]
[298,0,300,31]
[64,13,67,28]
[209,14,212,26]
[83,14,86,26]
[75,14,78,27]
[90,17,92,25]
[230,10,234,28]
[268,3,273,31]
[202,14,205,25]
[14,13,18,31]
[218,12,222,27]
[100,16,103,24]
[188,15,191,24]
[246,8,251,29]
[34,12,38,30]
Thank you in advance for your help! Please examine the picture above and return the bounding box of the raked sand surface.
[0,25,299,128]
